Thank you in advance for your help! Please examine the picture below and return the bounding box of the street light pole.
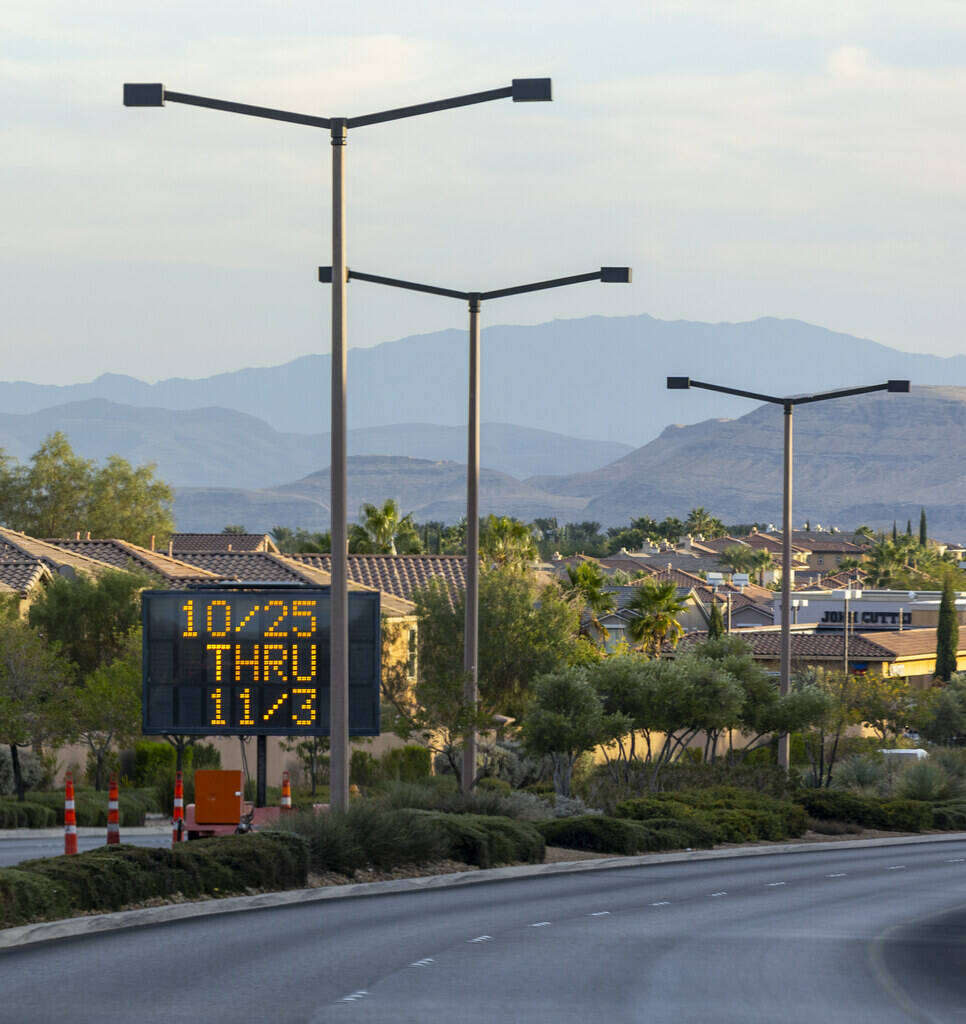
[667,376,909,770]
[322,266,631,789]
[124,78,552,810]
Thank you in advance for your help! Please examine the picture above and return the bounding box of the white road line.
[529,921,551,927]
[826,873,847,878]
[589,911,611,917]
[409,959,435,967]
[946,858,965,863]
[887,865,906,870]
[467,935,492,943]
[650,901,671,906]
[340,991,369,1002]
[710,891,728,897]
[765,882,787,887]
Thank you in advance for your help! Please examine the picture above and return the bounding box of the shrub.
[477,777,512,795]
[0,799,57,828]
[0,868,73,928]
[895,761,962,803]
[615,796,694,821]
[537,816,647,856]
[835,755,886,793]
[640,817,715,849]
[349,750,379,788]
[379,745,433,783]
[798,791,931,831]
[21,788,158,827]
[133,741,191,787]
[932,805,966,829]
[414,812,544,868]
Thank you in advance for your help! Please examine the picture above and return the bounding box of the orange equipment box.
[193,770,244,825]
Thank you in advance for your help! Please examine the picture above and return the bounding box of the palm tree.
[349,499,421,555]
[625,579,687,657]
[480,515,537,570]
[718,544,755,573]
[560,562,616,643]
[750,549,773,586]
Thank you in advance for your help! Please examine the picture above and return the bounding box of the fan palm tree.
[349,499,421,555]
[625,579,687,657]
[718,544,755,573]
[750,549,773,586]
[560,562,616,643]
[480,515,537,570]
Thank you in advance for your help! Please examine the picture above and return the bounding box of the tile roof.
[0,527,111,578]
[0,558,50,595]
[171,533,280,554]
[44,539,218,583]
[287,554,466,604]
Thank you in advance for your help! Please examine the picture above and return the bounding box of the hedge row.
[797,791,933,832]
[0,831,309,930]
[417,812,545,868]
[0,800,57,828]
[614,786,809,844]
[536,815,716,856]
[17,788,161,828]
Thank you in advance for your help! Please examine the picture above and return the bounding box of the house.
[171,533,281,555]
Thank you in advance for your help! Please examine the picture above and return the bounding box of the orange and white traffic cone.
[281,771,292,811]
[106,773,120,845]
[64,771,78,856]
[172,770,184,845]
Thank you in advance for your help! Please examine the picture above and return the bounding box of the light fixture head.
[124,83,164,107]
[511,78,552,102]
[667,377,691,390]
[887,380,911,392]
[600,267,631,283]
[318,267,333,283]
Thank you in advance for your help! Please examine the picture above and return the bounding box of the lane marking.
[946,858,965,863]
[529,921,551,928]
[409,959,435,967]
[650,901,671,906]
[826,873,847,877]
[765,882,787,887]
[710,891,728,897]
[340,991,368,1002]
[467,935,492,943]
[887,865,906,870]
[589,911,610,917]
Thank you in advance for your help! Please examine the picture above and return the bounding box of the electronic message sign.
[141,588,379,736]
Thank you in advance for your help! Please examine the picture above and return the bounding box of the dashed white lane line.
[887,865,906,870]
[529,921,551,928]
[650,901,671,906]
[710,891,728,897]
[765,882,787,887]
[589,911,611,917]
[826,873,848,878]
[947,858,965,863]
[467,935,492,943]
[341,991,368,1002]
[409,959,435,967]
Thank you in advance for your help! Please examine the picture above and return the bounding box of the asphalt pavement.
[1,835,964,1023]
[0,827,172,866]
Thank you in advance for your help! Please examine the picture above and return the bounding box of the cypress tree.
[936,575,959,682]
[906,519,913,536]
[708,599,725,639]
[919,508,927,548]
[892,520,898,542]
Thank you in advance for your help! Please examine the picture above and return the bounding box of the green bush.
[639,817,715,849]
[350,750,379,788]
[0,800,57,828]
[476,777,513,795]
[422,812,544,867]
[379,746,432,783]
[879,799,933,832]
[0,832,310,929]
[895,761,962,802]
[932,803,966,829]
[615,796,694,821]
[798,791,931,831]
[20,788,158,827]
[133,741,192,787]
[537,815,647,856]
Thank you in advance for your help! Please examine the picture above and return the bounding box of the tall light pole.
[667,376,909,769]
[123,78,552,810]
[320,265,631,790]
[843,587,862,674]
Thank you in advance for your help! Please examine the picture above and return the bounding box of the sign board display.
[141,588,380,736]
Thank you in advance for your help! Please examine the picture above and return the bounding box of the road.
[1,837,964,1023]
[0,829,172,867]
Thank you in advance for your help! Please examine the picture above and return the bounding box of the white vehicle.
[880,748,929,761]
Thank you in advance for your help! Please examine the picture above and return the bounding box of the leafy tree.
[29,569,148,680]
[349,499,422,555]
[479,515,537,570]
[859,674,914,745]
[793,666,865,788]
[0,433,173,545]
[913,675,966,746]
[936,574,959,682]
[522,667,628,796]
[0,618,74,800]
[280,735,329,795]
[559,562,615,644]
[625,580,686,657]
[390,569,579,782]
[75,630,142,790]
[655,517,684,545]
[222,524,246,534]
[271,526,331,553]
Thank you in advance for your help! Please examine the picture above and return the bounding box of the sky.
[3,0,966,384]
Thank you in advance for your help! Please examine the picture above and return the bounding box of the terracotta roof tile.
[0,559,50,594]
[670,627,953,661]
[171,533,280,554]
[44,539,218,583]
[287,554,466,603]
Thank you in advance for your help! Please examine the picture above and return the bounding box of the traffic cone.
[106,773,120,845]
[172,770,184,845]
[64,771,78,856]
[281,771,292,811]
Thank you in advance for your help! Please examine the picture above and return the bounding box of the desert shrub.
[932,805,966,830]
[878,799,933,832]
[640,817,715,849]
[372,779,545,820]
[798,791,931,831]
[835,755,886,794]
[694,809,759,844]
[537,816,647,856]
[0,748,45,796]
[616,796,694,821]
[476,777,512,795]
[895,761,962,803]
[415,812,544,868]
[807,817,862,835]
[379,745,433,783]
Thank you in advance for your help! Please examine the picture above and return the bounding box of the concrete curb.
[0,827,171,840]
[2,831,964,951]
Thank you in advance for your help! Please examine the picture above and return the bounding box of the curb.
[2,831,964,951]
[0,828,171,840]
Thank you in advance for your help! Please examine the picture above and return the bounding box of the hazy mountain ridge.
[4,314,966,446]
